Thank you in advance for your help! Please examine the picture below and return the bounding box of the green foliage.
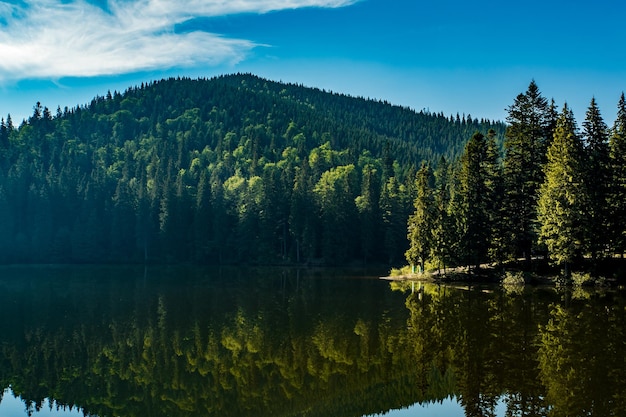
[582,97,611,259]
[429,157,454,271]
[405,163,434,272]
[501,271,526,295]
[380,176,409,264]
[402,82,626,276]
[314,164,359,263]
[571,271,594,287]
[4,74,625,271]
[608,93,626,255]
[538,301,626,416]
[0,74,504,265]
[537,104,588,270]
[456,131,500,269]
[502,81,553,260]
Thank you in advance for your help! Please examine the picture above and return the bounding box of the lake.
[0,265,624,417]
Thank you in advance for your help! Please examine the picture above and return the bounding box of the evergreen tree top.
[614,92,626,134]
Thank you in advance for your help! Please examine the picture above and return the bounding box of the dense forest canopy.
[0,73,505,265]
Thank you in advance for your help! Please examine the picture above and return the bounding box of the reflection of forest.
[0,267,625,417]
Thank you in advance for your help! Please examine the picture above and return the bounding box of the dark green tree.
[193,169,213,262]
[430,157,454,272]
[609,93,626,256]
[502,81,552,261]
[260,163,293,261]
[313,165,359,264]
[210,175,231,264]
[0,118,8,148]
[289,159,315,263]
[582,97,610,260]
[380,176,407,265]
[355,163,381,264]
[457,131,499,270]
[484,129,506,263]
[110,179,137,261]
[405,163,434,273]
[537,104,588,275]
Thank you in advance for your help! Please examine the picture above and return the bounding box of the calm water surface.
[0,265,624,417]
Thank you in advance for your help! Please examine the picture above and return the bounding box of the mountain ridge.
[0,73,505,265]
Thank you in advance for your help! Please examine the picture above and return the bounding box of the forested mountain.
[0,73,504,265]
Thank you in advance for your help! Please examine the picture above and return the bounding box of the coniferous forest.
[406,81,626,276]
[0,73,624,272]
[0,73,503,265]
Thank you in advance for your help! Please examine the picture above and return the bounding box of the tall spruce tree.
[537,104,588,275]
[0,118,8,148]
[502,81,552,261]
[431,157,453,272]
[609,93,626,256]
[405,163,434,273]
[355,164,381,263]
[458,131,499,270]
[193,169,213,262]
[485,129,506,263]
[289,159,315,263]
[582,97,610,260]
[380,176,406,265]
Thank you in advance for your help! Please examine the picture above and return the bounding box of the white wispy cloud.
[0,0,358,81]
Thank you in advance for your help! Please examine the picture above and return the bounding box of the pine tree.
[135,174,156,263]
[405,163,434,273]
[289,158,315,263]
[458,131,499,270]
[355,163,381,263]
[210,175,231,264]
[6,114,13,132]
[193,169,213,262]
[430,157,453,273]
[546,99,559,140]
[110,179,137,261]
[538,104,588,275]
[582,97,610,259]
[609,93,626,256]
[380,176,406,265]
[0,118,8,148]
[485,129,506,263]
[502,81,552,261]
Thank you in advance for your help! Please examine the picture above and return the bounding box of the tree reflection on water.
[0,266,624,417]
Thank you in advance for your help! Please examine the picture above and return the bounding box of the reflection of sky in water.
[0,389,510,417]
[365,397,507,417]
[0,390,510,417]
[0,389,84,417]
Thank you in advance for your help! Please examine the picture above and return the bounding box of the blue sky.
[0,0,624,125]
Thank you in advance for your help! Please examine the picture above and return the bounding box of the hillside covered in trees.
[0,73,504,265]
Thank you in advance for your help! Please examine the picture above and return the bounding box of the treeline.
[406,81,626,275]
[0,73,504,265]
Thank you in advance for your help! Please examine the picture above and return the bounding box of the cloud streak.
[0,0,358,81]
